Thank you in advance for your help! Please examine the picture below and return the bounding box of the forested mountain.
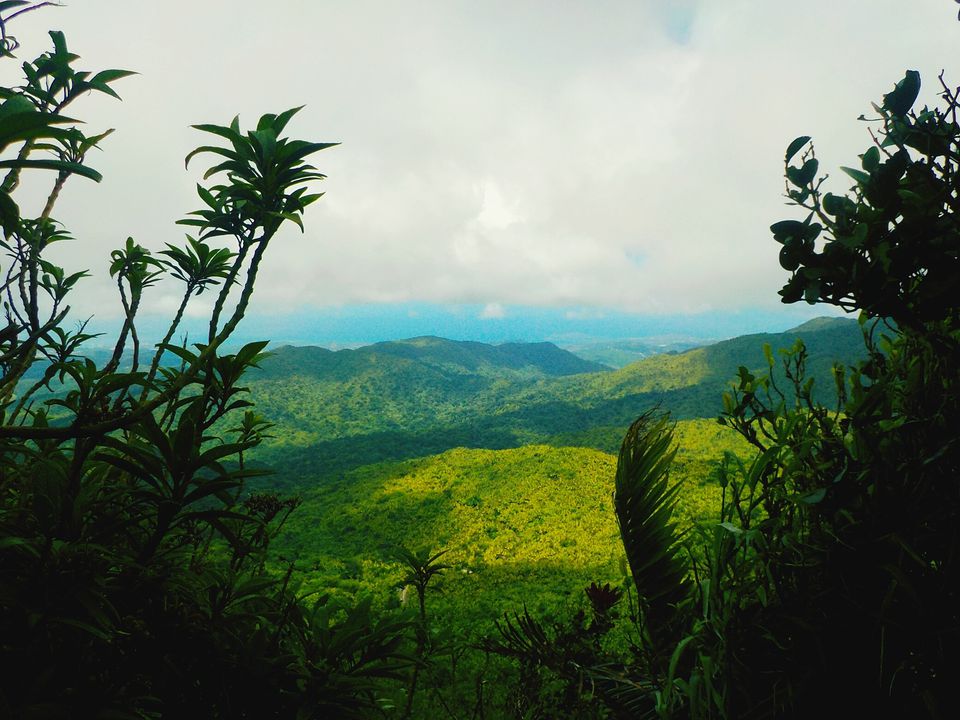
[249,317,865,485]
[259,335,607,380]
[503,315,865,420]
[245,337,605,460]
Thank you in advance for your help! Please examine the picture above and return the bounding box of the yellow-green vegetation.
[279,446,621,625]
[274,419,752,630]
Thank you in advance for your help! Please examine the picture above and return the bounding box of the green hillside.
[275,419,749,626]
[561,338,706,368]
[246,337,605,448]
[248,318,864,486]
[493,315,865,423]
[258,335,606,380]
[264,420,750,715]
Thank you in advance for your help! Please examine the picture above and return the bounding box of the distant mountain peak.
[785,316,857,334]
[390,335,448,346]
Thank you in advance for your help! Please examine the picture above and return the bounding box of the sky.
[3,1,959,345]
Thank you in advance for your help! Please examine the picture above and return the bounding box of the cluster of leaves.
[0,10,408,718]
[774,69,959,329]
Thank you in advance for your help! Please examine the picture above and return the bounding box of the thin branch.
[0,229,275,440]
[40,170,69,221]
[142,285,193,398]
[2,2,62,24]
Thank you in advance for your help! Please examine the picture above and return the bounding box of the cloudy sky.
[4,1,959,344]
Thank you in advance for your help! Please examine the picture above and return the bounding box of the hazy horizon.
[80,303,850,353]
[7,1,957,339]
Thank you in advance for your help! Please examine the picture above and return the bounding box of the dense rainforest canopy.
[1,3,958,719]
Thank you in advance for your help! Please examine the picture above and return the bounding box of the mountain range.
[247,316,865,486]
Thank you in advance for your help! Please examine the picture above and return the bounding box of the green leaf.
[897,188,924,205]
[822,193,849,216]
[785,136,811,164]
[156,343,199,365]
[0,106,75,149]
[0,535,41,558]
[48,30,68,58]
[882,70,921,117]
[50,617,112,642]
[667,634,697,686]
[190,121,242,144]
[181,478,242,506]
[273,211,304,232]
[86,69,136,101]
[770,220,804,244]
[787,158,818,188]
[841,166,871,186]
[184,145,239,170]
[861,146,881,173]
[0,158,102,182]
[614,411,689,652]
[89,68,137,86]
[269,106,304,135]
[779,245,802,271]
[800,488,827,504]
[0,190,19,235]
[275,139,339,166]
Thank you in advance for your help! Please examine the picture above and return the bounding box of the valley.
[229,315,867,714]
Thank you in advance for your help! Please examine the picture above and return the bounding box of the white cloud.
[474,179,520,231]
[6,0,959,324]
[479,303,506,320]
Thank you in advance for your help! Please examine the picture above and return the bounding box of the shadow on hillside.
[253,425,520,488]
[253,389,724,488]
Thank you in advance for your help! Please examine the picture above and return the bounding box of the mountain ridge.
[260,335,607,380]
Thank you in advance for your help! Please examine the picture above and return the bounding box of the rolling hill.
[243,320,862,713]
[561,338,707,368]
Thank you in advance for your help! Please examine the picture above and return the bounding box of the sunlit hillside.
[273,419,751,624]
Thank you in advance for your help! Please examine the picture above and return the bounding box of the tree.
[602,70,960,719]
[0,7,406,718]
[393,546,449,719]
[757,68,958,717]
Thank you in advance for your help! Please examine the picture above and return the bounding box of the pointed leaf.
[785,136,811,164]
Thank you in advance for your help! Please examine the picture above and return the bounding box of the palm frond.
[614,410,691,652]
